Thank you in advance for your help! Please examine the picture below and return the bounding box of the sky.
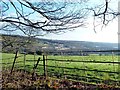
[39,18,118,43]
[0,0,119,43]
[36,0,118,43]
[37,0,118,43]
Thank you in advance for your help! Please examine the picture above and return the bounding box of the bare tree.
[0,0,90,36]
[0,0,119,34]
[0,0,119,49]
[87,0,119,32]
[0,0,90,50]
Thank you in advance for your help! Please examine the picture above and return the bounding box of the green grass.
[47,55,119,82]
[1,53,120,85]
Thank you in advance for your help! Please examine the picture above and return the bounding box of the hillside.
[36,38,118,51]
[1,34,118,53]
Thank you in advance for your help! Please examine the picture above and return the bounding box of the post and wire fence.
[1,50,120,86]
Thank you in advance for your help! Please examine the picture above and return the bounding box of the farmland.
[2,53,120,86]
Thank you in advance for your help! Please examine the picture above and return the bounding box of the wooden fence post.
[43,55,46,78]
[10,50,18,74]
[24,53,26,70]
[33,57,41,70]
[112,52,115,72]
[46,54,48,79]
[34,52,36,67]
[32,57,41,80]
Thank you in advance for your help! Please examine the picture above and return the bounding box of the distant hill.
[1,34,118,54]
[37,38,118,50]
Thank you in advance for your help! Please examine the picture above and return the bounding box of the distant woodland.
[1,34,118,55]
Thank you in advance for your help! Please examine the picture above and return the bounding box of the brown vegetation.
[2,69,119,90]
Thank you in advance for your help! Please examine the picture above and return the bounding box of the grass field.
[1,53,120,85]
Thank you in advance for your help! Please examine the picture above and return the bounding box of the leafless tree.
[0,0,90,36]
[0,0,119,49]
[87,0,119,32]
[1,0,119,34]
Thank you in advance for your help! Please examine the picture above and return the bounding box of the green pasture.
[1,53,120,85]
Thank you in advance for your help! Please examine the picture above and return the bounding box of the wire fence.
[2,50,120,86]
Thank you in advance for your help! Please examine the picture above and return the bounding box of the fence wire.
[2,51,120,86]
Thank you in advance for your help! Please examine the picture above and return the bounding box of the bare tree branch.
[0,0,119,49]
[0,0,119,52]
[0,0,88,36]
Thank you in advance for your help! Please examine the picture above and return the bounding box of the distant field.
[2,53,120,85]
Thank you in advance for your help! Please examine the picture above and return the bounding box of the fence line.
[47,59,120,64]
[3,61,118,75]
[2,50,120,86]
[37,64,119,74]
[47,71,119,82]
[2,54,120,74]
[46,50,120,53]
